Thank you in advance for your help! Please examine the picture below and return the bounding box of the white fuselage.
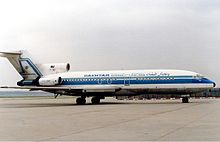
[40,69,214,95]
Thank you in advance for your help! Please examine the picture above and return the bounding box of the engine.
[40,63,70,75]
[38,77,62,86]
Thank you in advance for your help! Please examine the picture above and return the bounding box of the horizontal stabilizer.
[0,51,22,57]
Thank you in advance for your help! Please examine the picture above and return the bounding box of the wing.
[0,86,121,93]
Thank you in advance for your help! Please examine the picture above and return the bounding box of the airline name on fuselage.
[84,74,110,77]
[84,72,170,78]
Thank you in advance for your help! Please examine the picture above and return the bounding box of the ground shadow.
[0,99,213,108]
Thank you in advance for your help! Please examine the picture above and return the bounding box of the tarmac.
[1,97,220,141]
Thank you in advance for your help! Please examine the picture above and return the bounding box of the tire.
[76,97,86,105]
[182,97,189,103]
[91,97,100,104]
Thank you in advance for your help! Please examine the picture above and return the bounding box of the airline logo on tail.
[19,58,42,78]
[0,51,42,80]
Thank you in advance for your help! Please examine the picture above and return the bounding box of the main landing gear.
[76,97,102,105]
[91,97,101,104]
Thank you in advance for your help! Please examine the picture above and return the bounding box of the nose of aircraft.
[203,78,216,88]
[213,82,216,87]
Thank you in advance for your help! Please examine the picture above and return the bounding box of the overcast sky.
[0,0,219,86]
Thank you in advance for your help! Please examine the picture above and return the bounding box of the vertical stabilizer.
[0,50,42,80]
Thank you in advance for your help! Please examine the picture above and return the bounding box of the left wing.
[0,86,121,92]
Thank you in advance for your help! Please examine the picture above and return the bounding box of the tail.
[0,50,43,80]
[0,50,70,86]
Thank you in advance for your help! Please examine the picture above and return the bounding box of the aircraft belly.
[120,83,212,94]
[121,88,206,95]
[55,83,213,96]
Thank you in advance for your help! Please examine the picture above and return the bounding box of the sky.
[0,0,220,86]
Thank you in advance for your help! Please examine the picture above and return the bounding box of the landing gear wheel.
[182,97,189,103]
[76,97,86,105]
[91,97,100,104]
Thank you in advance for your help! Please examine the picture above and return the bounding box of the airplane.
[0,50,216,104]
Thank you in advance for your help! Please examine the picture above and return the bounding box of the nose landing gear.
[182,97,189,103]
[181,95,190,103]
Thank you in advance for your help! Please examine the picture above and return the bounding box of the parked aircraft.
[0,50,216,104]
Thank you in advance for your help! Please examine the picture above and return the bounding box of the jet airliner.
[0,50,216,104]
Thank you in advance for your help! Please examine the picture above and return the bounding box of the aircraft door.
[107,78,112,84]
[98,78,102,84]
[124,78,130,86]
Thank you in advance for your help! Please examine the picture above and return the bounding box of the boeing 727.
[0,50,216,104]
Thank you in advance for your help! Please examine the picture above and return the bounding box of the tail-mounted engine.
[39,63,70,75]
[38,77,62,86]
[17,77,62,86]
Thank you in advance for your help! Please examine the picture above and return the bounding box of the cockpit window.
[194,74,204,79]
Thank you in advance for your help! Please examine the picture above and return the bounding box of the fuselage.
[37,69,215,96]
